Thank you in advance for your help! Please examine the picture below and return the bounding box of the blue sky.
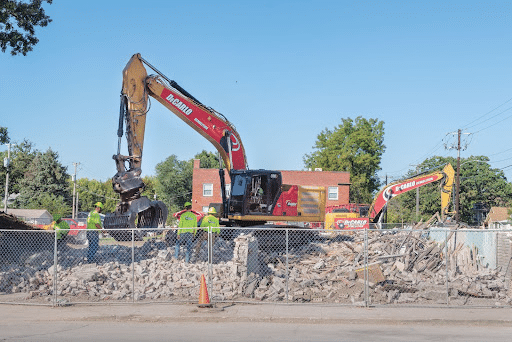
[1,1,511,185]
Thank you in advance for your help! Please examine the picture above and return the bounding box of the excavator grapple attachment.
[104,198,168,241]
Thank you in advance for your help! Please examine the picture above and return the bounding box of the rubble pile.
[0,212,39,230]
[0,227,511,306]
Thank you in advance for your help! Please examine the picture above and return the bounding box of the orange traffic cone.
[198,274,213,308]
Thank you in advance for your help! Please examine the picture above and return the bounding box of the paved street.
[1,303,512,341]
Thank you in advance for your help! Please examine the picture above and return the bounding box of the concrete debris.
[0,225,511,306]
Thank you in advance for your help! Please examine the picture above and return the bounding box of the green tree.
[0,139,38,205]
[0,126,9,144]
[155,155,192,216]
[75,178,118,214]
[154,151,218,224]
[15,148,71,217]
[386,156,512,224]
[141,175,157,200]
[304,117,385,204]
[0,0,52,56]
[194,150,221,169]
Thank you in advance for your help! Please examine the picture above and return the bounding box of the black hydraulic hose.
[168,80,203,106]
[139,55,204,106]
[118,95,127,138]
[116,95,127,155]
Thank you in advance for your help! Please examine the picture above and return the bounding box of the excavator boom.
[119,54,248,173]
[368,164,455,222]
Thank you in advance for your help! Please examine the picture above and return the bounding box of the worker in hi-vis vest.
[52,214,69,248]
[175,202,197,263]
[195,207,220,263]
[86,202,103,262]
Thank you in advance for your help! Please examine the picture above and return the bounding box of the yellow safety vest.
[200,215,220,233]
[87,211,102,230]
[178,211,197,235]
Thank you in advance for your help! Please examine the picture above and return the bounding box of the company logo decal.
[165,93,193,115]
[334,218,369,229]
[230,134,240,152]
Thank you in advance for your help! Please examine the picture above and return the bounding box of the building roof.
[485,207,510,224]
[6,209,52,219]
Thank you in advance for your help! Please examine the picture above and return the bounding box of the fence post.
[53,230,57,306]
[285,229,289,304]
[364,228,369,307]
[445,229,449,306]
[131,228,135,303]
[208,226,212,301]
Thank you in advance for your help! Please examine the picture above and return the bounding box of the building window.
[203,183,213,197]
[328,186,338,200]
[202,206,209,213]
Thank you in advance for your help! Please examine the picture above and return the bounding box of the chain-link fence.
[1,225,512,307]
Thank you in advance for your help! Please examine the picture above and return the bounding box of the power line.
[490,156,512,164]
[488,147,512,157]
[472,108,512,134]
[462,97,512,130]
[382,137,447,177]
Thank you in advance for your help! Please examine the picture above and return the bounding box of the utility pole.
[72,162,80,219]
[444,129,471,222]
[3,143,11,213]
[455,129,461,222]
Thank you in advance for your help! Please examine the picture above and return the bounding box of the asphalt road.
[2,321,512,341]
[1,303,512,341]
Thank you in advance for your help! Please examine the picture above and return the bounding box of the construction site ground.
[1,303,512,341]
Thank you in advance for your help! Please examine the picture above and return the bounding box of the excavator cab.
[227,170,282,217]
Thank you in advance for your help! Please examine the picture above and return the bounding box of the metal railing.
[1,225,511,307]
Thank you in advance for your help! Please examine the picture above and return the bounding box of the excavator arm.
[116,53,247,174]
[368,164,455,222]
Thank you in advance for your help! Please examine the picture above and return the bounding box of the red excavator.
[324,164,455,230]
[104,54,325,240]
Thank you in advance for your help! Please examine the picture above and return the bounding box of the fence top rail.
[0,228,55,233]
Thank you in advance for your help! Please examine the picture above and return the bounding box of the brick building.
[191,159,350,213]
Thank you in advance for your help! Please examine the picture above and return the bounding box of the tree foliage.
[0,126,9,144]
[14,148,71,217]
[74,178,118,214]
[140,175,157,201]
[0,0,52,56]
[386,156,512,224]
[154,150,219,221]
[0,139,37,196]
[155,155,192,216]
[194,150,222,169]
[303,117,385,204]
